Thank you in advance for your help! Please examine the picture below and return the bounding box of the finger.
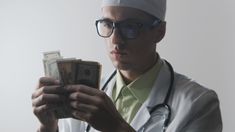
[42,85,67,95]
[31,85,62,99]
[70,101,97,112]
[69,91,98,105]
[65,85,100,96]
[38,77,60,88]
[32,93,66,107]
[33,104,61,116]
[71,110,86,121]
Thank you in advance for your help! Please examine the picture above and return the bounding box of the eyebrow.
[100,17,113,21]
[100,17,147,23]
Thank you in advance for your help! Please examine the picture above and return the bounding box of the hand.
[31,77,66,132]
[65,85,136,132]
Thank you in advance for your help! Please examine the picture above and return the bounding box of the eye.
[122,23,139,29]
[100,20,113,29]
[121,22,143,30]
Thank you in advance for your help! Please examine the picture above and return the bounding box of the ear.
[152,21,166,43]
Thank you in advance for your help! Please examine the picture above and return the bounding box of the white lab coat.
[58,60,222,132]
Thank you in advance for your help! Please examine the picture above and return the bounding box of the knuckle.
[92,107,99,114]
[39,77,46,84]
[73,111,79,117]
[36,78,43,90]
[76,85,83,92]
[38,77,46,89]
[69,85,81,92]
[94,92,107,107]
[33,105,48,116]
[33,108,38,115]
[31,92,35,99]
[33,107,42,116]
[73,102,80,109]
[36,84,40,90]
[100,91,106,97]
[95,98,103,107]
[40,94,47,102]
[98,91,106,100]
[74,93,80,100]
[41,86,47,93]
[32,96,41,107]
[32,100,36,107]
[41,104,49,111]
[86,113,93,122]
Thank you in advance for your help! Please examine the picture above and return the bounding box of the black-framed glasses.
[95,18,161,39]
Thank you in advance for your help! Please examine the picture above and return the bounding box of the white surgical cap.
[101,0,166,21]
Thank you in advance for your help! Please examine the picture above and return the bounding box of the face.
[101,6,165,73]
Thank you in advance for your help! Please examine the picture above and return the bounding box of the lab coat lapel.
[103,72,116,98]
[130,60,172,131]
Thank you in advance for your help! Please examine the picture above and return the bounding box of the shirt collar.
[113,56,163,103]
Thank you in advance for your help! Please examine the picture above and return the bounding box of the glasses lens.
[119,22,141,39]
[97,20,113,37]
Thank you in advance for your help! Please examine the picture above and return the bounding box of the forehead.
[101,6,154,21]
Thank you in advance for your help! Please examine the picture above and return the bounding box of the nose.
[110,28,125,45]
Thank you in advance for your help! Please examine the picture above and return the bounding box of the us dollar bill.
[57,58,77,85]
[74,61,101,88]
[43,51,61,60]
[42,51,101,119]
[43,51,62,80]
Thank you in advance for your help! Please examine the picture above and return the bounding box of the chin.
[109,55,131,70]
[112,61,131,71]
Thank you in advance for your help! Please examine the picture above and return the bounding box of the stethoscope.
[86,60,174,132]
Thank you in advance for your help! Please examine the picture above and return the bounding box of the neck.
[120,53,158,84]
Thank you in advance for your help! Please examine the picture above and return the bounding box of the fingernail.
[54,80,61,85]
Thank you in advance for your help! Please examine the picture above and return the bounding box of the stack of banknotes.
[43,51,102,118]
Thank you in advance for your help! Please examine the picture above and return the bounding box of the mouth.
[110,50,127,56]
[110,50,128,61]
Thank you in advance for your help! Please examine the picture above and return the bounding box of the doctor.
[32,0,222,132]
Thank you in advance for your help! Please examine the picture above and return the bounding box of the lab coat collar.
[103,59,172,131]
[131,59,172,130]
[145,59,172,107]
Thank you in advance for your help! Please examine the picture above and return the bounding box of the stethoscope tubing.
[86,60,174,132]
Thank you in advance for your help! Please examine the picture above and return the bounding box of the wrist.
[115,121,135,132]
[104,119,135,132]
[38,124,58,132]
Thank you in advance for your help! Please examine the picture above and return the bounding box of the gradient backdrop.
[0,0,234,131]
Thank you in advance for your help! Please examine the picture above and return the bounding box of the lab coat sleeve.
[181,90,222,132]
[58,118,86,132]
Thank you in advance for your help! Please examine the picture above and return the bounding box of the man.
[32,0,222,132]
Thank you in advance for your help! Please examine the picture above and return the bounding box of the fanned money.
[43,51,101,87]
[56,59,101,88]
[43,51,102,119]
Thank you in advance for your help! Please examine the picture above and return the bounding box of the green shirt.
[112,59,163,123]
